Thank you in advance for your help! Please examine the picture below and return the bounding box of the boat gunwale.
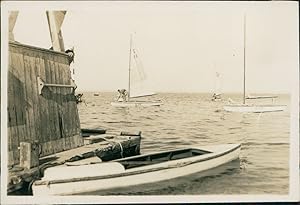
[33,144,241,186]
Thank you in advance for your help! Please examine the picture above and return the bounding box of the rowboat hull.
[223,104,286,113]
[111,101,163,107]
[32,144,240,196]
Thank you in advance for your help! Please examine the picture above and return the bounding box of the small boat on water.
[111,33,163,107]
[223,15,286,113]
[223,104,286,113]
[32,143,240,196]
[211,71,222,102]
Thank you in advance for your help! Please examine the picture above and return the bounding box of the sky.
[9,1,299,93]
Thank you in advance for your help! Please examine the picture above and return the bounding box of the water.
[78,92,290,195]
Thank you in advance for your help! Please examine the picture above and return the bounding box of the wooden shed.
[8,41,83,166]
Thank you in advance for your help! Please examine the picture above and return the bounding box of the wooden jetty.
[7,41,141,194]
[8,133,141,194]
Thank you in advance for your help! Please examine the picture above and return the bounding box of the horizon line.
[76,90,291,95]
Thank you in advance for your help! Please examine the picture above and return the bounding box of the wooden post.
[9,11,19,41]
[19,142,39,169]
[46,11,66,52]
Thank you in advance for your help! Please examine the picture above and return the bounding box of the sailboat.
[111,34,163,107]
[223,15,286,113]
[211,72,222,101]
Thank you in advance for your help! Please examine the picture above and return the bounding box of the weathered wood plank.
[28,53,41,144]
[23,52,35,144]
[63,63,72,142]
[44,56,55,154]
[7,70,14,151]
[10,49,31,165]
[66,135,71,151]
[64,63,74,149]
[54,56,64,153]
[40,56,52,155]
[8,58,20,164]
[36,57,46,147]
[7,127,14,166]
[17,50,31,159]
[51,55,59,154]
[7,52,15,162]
[49,55,60,144]
[55,57,64,141]
[11,52,27,151]
[60,62,68,151]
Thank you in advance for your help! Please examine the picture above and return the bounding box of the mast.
[243,14,246,104]
[128,34,133,99]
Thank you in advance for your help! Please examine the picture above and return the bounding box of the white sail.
[129,41,155,98]
[111,34,163,107]
[214,72,222,96]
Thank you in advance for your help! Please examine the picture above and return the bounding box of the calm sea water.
[78,92,290,195]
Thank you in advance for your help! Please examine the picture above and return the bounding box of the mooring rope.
[87,136,125,159]
[117,141,124,158]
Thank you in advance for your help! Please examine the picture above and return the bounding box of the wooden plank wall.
[8,42,83,166]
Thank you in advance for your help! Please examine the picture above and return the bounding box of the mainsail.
[214,72,222,96]
[128,36,155,98]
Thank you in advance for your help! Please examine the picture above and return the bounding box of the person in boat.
[117,89,128,102]
[212,93,221,101]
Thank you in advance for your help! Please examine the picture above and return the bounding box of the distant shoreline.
[76,91,291,96]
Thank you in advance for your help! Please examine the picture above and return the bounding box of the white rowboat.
[32,143,240,196]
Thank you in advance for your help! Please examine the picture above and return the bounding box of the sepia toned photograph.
[1,1,299,203]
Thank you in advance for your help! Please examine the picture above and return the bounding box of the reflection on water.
[78,92,290,195]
